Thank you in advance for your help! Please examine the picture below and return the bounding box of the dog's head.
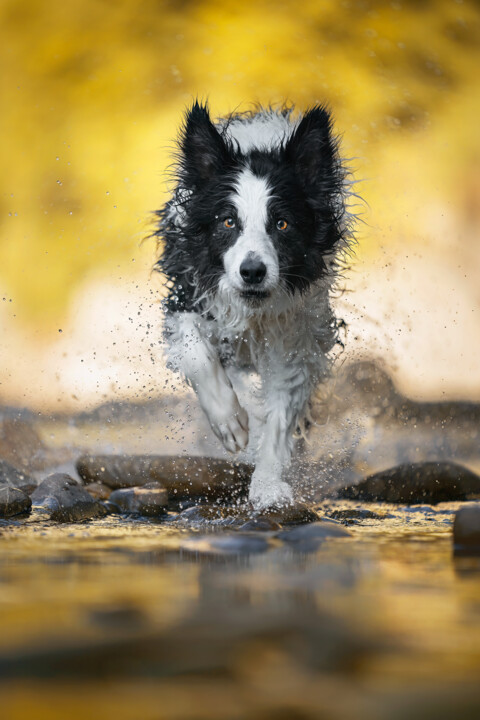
[176,102,345,308]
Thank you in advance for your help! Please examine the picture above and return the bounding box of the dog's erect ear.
[181,102,229,185]
[285,106,336,195]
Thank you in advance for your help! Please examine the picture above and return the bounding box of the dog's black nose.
[240,258,267,285]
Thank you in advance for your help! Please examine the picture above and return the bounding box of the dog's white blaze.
[222,168,279,291]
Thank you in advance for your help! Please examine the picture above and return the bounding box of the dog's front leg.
[165,312,249,453]
[249,367,311,509]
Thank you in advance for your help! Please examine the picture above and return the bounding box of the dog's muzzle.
[239,257,267,285]
[239,255,270,302]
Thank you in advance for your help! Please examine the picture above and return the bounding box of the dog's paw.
[248,477,293,510]
[199,389,249,453]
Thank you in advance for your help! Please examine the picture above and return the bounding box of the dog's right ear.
[180,102,229,185]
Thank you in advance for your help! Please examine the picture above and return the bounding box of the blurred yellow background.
[1,0,480,409]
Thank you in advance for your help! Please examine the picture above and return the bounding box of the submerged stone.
[109,484,168,517]
[327,508,389,525]
[31,473,104,522]
[453,505,480,554]
[76,454,252,501]
[0,485,32,518]
[0,459,36,494]
[339,462,480,504]
[259,502,320,526]
[175,500,320,530]
[239,516,282,532]
[277,520,351,552]
[181,532,270,556]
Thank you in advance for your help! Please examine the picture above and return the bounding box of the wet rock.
[76,454,252,501]
[0,459,36,494]
[175,504,246,528]
[31,474,104,522]
[339,462,480,504]
[239,516,282,532]
[0,485,32,517]
[453,505,480,554]
[258,502,320,526]
[277,520,351,552]
[175,501,319,530]
[108,484,168,517]
[181,532,270,556]
[327,508,389,525]
[99,500,122,515]
[84,482,111,500]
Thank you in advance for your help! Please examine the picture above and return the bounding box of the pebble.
[181,532,270,556]
[239,517,282,532]
[327,508,389,525]
[339,461,480,504]
[108,483,168,517]
[84,482,111,500]
[31,473,104,522]
[259,502,321,526]
[175,501,320,530]
[453,504,480,554]
[0,459,37,494]
[277,520,351,552]
[76,454,252,501]
[98,500,122,515]
[0,485,32,517]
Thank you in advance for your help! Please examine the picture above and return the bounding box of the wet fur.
[155,102,354,508]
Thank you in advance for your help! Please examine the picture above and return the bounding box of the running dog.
[155,101,353,508]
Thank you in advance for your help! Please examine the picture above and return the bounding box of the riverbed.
[1,362,479,719]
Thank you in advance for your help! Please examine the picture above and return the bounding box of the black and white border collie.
[155,102,354,509]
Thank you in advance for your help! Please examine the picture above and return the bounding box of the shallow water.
[2,363,480,719]
[1,501,480,719]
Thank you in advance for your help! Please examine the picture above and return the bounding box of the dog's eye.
[224,218,235,229]
[276,219,288,231]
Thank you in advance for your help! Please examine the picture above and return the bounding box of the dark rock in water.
[0,485,32,517]
[175,501,319,530]
[277,521,351,552]
[453,505,480,554]
[181,532,270,556]
[327,508,389,525]
[76,454,252,501]
[99,500,122,515]
[31,474,104,522]
[84,482,111,500]
[0,459,36,494]
[109,484,168,517]
[239,516,282,532]
[175,504,245,528]
[339,462,480,504]
[258,502,320,526]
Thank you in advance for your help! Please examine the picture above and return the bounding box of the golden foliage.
[1,0,479,323]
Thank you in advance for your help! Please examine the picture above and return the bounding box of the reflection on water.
[0,505,479,719]
[1,360,479,716]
